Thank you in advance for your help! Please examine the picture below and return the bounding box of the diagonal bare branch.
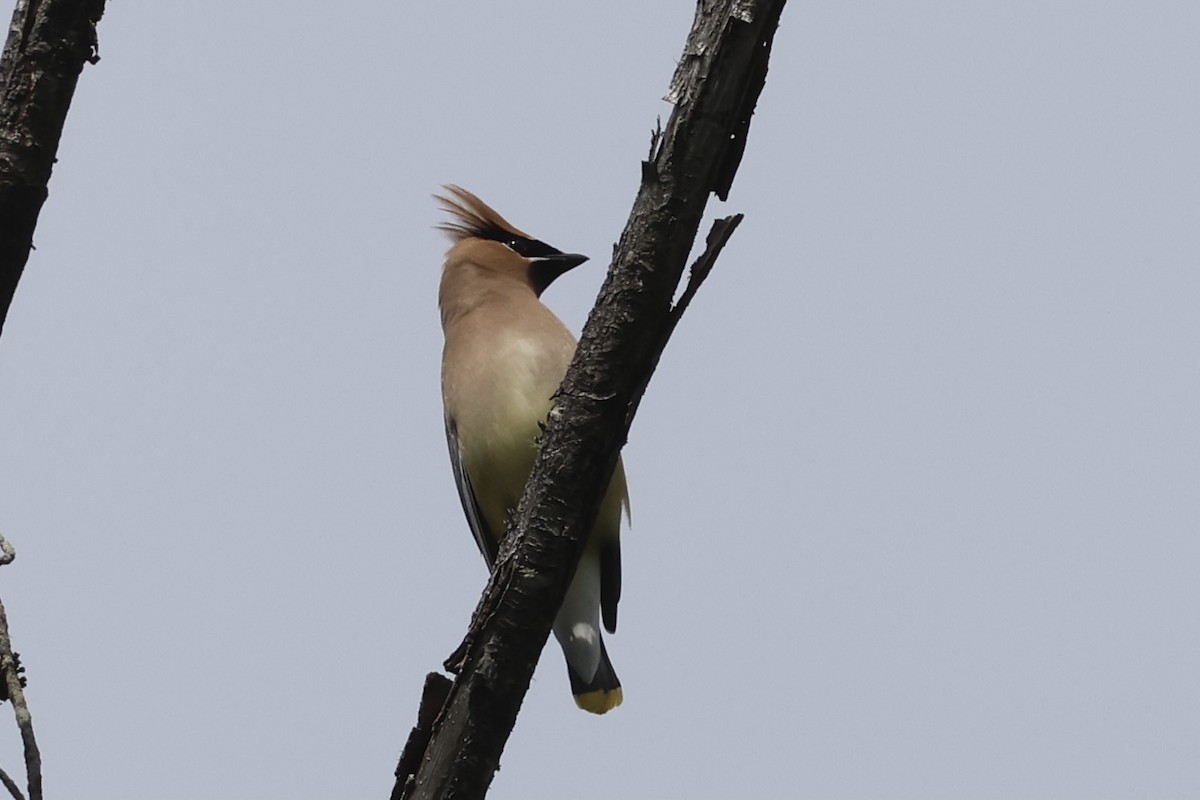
[395,2,786,798]
[0,0,107,337]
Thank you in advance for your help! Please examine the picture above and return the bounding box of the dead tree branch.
[0,0,107,336]
[394,1,786,798]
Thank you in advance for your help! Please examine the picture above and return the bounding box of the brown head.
[435,185,588,297]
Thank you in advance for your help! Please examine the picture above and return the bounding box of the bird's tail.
[567,639,622,714]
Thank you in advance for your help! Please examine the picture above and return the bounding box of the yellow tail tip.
[574,686,623,714]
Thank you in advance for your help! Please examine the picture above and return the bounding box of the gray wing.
[444,414,499,566]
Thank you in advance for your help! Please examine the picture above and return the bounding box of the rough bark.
[394,1,787,798]
[0,0,106,337]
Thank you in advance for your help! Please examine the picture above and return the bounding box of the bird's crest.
[435,185,532,243]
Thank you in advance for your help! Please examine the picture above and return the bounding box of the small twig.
[616,214,742,432]
[642,117,665,182]
[670,214,743,325]
[0,536,40,800]
[0,765,24,800]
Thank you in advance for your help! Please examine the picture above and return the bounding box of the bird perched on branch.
[436,185,628,714]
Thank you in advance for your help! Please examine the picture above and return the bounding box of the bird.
[436,185,628,714]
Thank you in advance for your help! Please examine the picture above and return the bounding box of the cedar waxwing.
[436,185,628,714]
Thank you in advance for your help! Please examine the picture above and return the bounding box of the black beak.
[529,252,589,295]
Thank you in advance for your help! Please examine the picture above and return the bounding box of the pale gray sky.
[1,2,1197,798]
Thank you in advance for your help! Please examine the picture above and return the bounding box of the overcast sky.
[0,2,1197,798]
